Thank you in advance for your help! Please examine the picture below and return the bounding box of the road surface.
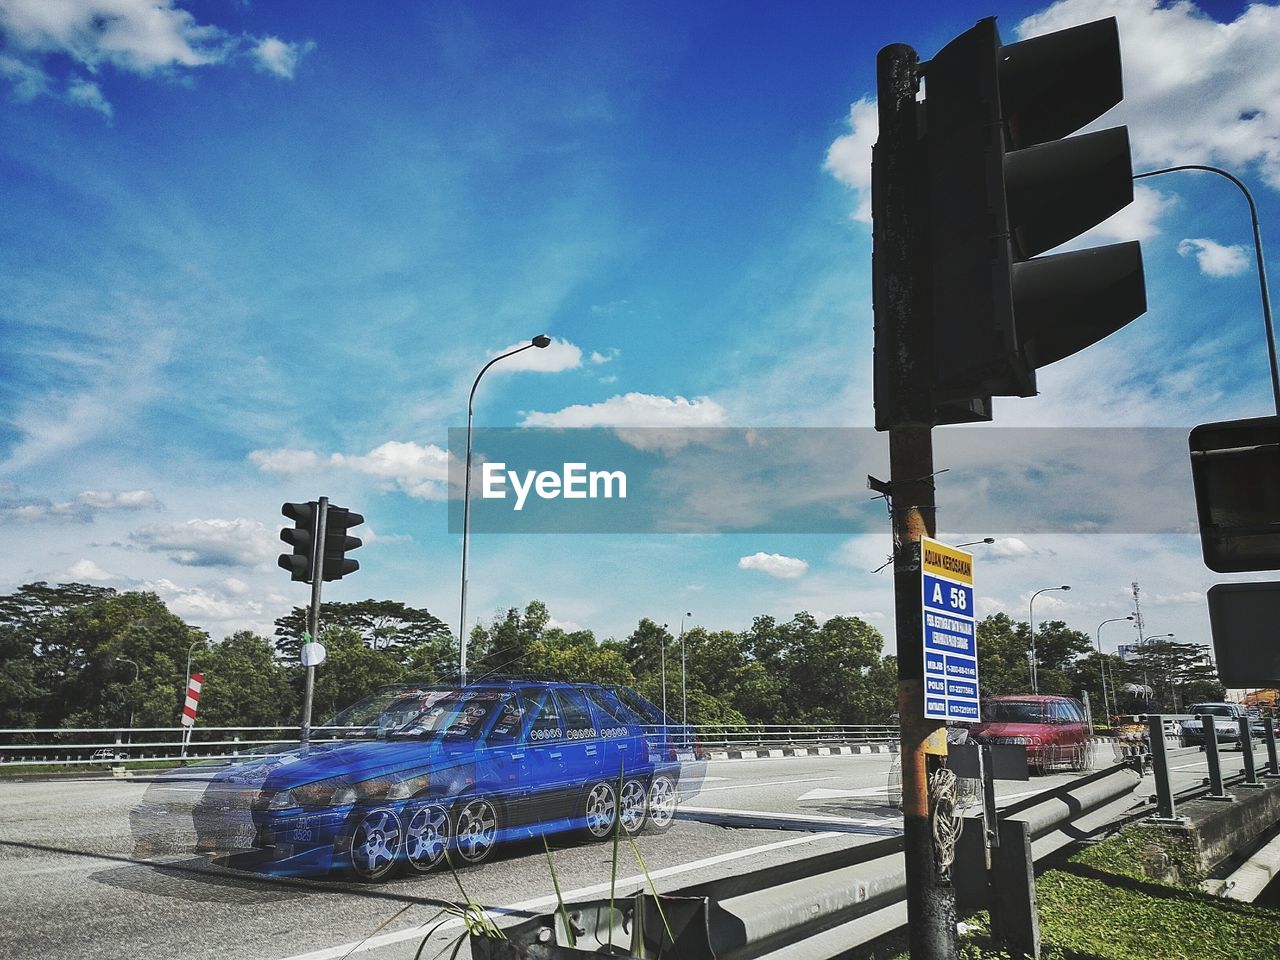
[0,745,1240,960]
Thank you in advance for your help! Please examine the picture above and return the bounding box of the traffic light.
[279,501,318,582]
[321,506,364,581]
[1189,416,1280,573]
[925,16,1146,401]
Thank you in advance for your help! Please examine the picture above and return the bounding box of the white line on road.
[698,775,844,794]
[273,831,847,960]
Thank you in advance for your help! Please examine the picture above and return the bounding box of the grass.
[0,759,182,777]
[857,824,1280,960]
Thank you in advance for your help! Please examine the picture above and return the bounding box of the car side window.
[487,693,525,745]
[555,688,599,741]
[1051,701,1071,723]
[527,692,564,744]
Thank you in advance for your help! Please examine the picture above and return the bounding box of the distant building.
[1117,644,1140,662]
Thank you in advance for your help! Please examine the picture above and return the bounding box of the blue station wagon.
[138,680,704,881]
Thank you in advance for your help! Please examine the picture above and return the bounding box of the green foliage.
[274,598,451,660]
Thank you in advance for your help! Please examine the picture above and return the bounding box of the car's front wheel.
[581,781,618,841]
[404,800,450,874]
[453,796,501,866]
[646,773,678,833]
[347,807,403,881]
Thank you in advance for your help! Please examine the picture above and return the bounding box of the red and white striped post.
[181,672,203,756]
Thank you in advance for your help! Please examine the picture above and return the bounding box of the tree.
[46,591,206,728]
[274,599,451,660]
[1127,639,1225,711]
[298,627,406,723]
[0,582,117,725]
[197,631,295,727]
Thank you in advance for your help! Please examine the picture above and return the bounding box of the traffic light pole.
[300,497,328,745]
[875,44,958,960]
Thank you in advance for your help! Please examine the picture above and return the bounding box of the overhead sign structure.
[921,538,979,722]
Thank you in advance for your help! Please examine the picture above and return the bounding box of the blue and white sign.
[921,537,979,722]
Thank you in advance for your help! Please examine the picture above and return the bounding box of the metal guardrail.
[475,760,1144,960]
[1145,712,1280,821]
[0,722,899,768]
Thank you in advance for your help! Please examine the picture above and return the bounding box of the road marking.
[272,831,846,960]
[699,775,844,794]
[796,786,888,801]
[679,805,901,830]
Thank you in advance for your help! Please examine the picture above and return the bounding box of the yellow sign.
[921,537,974,586]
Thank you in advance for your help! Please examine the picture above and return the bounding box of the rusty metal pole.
[874,43,958,960]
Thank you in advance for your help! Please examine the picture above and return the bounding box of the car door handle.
[510,753,524,760]
[586,745,598,755]
[549,751,562,759]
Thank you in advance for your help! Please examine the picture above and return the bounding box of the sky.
[2,0,1279,673]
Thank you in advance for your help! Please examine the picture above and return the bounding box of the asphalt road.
[0,745,1246,960]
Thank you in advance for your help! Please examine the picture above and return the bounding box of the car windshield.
[982,700,1047,723]
[1189,704,1235,717]
[394,689,512,740]
[321,684,454,738]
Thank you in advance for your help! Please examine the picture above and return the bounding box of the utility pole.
[300,497,328,744]
[873,43,957,960]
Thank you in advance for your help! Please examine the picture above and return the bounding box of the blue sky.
[2,0,1279,671]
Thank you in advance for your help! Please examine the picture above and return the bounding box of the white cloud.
[521,393,728,428]
[0,0,312,115]
[1071,184,1176,248]
[985,537,1038,560]
[0,0,230,73]
[738,552,809,579]
[63,558,120,582]
[330,441,452,499]
[1176,237,1250,277]
[77,489,158,510]
[489,337,583,373]
[824,96,877,224]
[0,51,48,99]
[247,448,324,473]
[589,349,619,365]
[249,441,453,500]
[65,75,110,117]
[1016,0,1280,191]
[131,518,278,568]
[250,35,313,79]
[1,488,159,523]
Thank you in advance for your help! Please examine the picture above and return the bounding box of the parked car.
[136,679,704,881]
[967,695,1091,773]
[1179,702,1259,748]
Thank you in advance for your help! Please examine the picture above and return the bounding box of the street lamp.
[115,657,139,735]
[1095,616,1134,723]
[955,537,996,548]
[1028,585,1070,694]
[458,334,552,684]
[679,612,692,726]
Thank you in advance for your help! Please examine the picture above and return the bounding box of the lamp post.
[955,537,996,548]
[1028,585,1070,694]
[679,612,692,726]
[458,334,551,684]
[1095,616,1134,723]
[660,623,669,719]
[115,657,139,737]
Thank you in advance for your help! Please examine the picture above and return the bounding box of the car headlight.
[268,775,350,810]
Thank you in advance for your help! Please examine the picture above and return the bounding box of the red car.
[968,695,1092,773]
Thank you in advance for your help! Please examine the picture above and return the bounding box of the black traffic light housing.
[279,501,317,583]
[1190,416,1280,573]
[924,16,1146,404]
[322,506,364,581]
